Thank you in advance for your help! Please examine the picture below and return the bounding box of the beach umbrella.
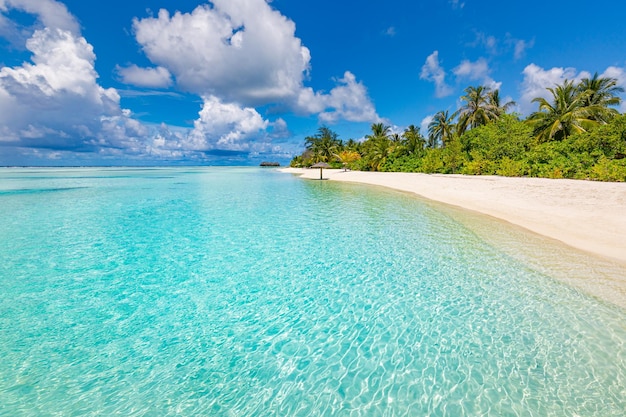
[310,162,331,180]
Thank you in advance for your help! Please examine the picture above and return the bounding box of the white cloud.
[0,0,79,34]
[513,39,533,61]
[519,64,590,114]
[420,51,453,98]
[269,117,290,139]
[132,1,309,105]
[296,71,380,123]
[471,32,498,55]
[602,66,626,112]
[116,65,172,88]
[188,95,269,151]
[453,58,489,80]
[420,115,434,136]
[0,0,378,163]
[0,1,180,163]
[453,58,501,90]
[131,0,378,123]
[0,25,125,151]
[0,0,288,163]
[471,32,534,60]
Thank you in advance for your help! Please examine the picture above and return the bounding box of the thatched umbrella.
[310,162,331,180]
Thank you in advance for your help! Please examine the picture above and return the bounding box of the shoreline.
[281,168,626,264]
[281,167,626,308]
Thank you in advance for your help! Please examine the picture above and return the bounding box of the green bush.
[496,157,527,177]
[462,151,497,175]
[441,139,466,174]
[383,155,423,172]
[461,115,533,161]
[589,157,626,181]
[420,149,445,173]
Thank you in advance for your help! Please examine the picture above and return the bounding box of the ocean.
[1,167,624,416]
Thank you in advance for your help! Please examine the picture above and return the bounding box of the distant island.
[260,162,281,167]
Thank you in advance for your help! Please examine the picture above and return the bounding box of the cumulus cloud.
[420,51,453,98]
[269,117,290,139]
[0,0,379,164]
[0,1,200,164]
[296,71,380,123]
[0,0,79,34]
[519,64,590,114]
[131,0,378,122]
[132,0,308,105]
[0,23,125,152]
[116,65,172,88]
[188,95,269,151]
[454,58,489,79]
[453,58,501,90]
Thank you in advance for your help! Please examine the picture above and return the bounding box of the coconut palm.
[402,124,426,155]
[455,85,499,134]
[366,122,391,141]
[577,73,623,122]
[362,123,393,170]
[366,136,393,171]
[526,80,598,142]
[304,126,341,163]
[344,138,361,152]
[428,110,456,148]
[488,89,516,117]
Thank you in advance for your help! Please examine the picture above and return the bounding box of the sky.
[0,0,625,166]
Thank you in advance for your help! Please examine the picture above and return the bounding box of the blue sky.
[0,0,625,166]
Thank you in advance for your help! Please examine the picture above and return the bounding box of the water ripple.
[0,167,624,416]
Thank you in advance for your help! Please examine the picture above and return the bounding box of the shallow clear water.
[0,167,624,416]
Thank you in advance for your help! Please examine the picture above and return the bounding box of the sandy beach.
[283,167,626,307]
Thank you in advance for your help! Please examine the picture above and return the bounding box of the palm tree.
[455,85,499,134]
[577,73,623,122]
[363,123,392,171]
[344,138,361,153]
[428,110,456,148]
[304,126,341,163]
[366,122,391,141]
[367,136,393,171]
[488,89,516,117]
[402,124,426,155]
[526,80,598,142]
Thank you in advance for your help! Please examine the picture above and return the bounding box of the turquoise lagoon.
[0,167,624,416]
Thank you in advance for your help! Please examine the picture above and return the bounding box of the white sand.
[282,168,626,264]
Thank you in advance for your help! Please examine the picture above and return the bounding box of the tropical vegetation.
[291,76,626,181]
